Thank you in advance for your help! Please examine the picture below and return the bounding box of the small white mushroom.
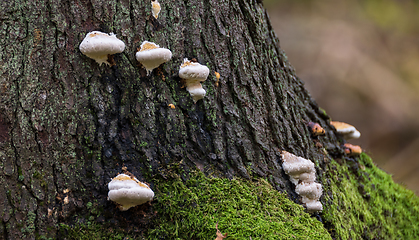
[151,0,161,19]
[135,41,172,76]
[330,121,361,140]
[179,58,210,103]
[108,173,154,211]
[79,31,125,66]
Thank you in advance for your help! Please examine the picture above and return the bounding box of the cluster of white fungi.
[78,0,363,213]
[77,0,214,211]
[79,0,210,105]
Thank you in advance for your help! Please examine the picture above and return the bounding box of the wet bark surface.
[0,0,344,238]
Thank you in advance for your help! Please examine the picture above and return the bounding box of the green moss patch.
[322,153,419,239]
[58,222,135,240]
[56,153,419,239]
[147,171,331,239]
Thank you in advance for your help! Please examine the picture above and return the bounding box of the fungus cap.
[348,129,361,139]
[108,173,154,211]
[151,0,161,19]
[179,58,210,81]
[308,122,325,136]
[214,71,221,87]
[281,151,316,185]
[215,71,221,80]
[179,58,209,103]
[281,151,315,176]
[330,121,361,140]
[303,199,323,212]
[79,31,125,66]
[186,82,206,103]
[295,182,322,200]
[343,143,362,156]
[135,41,172,76]
[297,172,316,185]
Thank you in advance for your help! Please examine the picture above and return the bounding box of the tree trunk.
[1,0,418,239]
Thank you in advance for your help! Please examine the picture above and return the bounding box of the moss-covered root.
[148,172,331,239]
[322,153,419,239]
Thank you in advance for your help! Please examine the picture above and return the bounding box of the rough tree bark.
[1,0,418,239]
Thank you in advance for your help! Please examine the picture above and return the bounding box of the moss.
[147,171,331,239]
[18,166,24,182]
[32,171,42,179]
[322,153,419,239]
[58,222,135,240]
[49,153,419,240]
[56,199,117,240]
[318,107,328,118]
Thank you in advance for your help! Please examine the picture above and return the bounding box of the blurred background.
[265,0,419,194]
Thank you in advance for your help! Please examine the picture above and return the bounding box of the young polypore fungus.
[307,122,325,136]
[135,41,172,76]
[179,58,210,103]
[281,151,323,212]
[330,121,361,140]
[108,173,154,211]
[151,0,161,19]
[79,31,125,66]
[214,71,220,87]
[343,143,362,156]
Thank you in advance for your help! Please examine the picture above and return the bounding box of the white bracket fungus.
[330,121,361,140]
[151,0,161,19]
[135,41,172,76]
[281,151,323,212]
[108,173,154,211]
[179,58,210,103]
[79,31,125,66]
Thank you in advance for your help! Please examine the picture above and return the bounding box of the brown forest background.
[266,0,419,193]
